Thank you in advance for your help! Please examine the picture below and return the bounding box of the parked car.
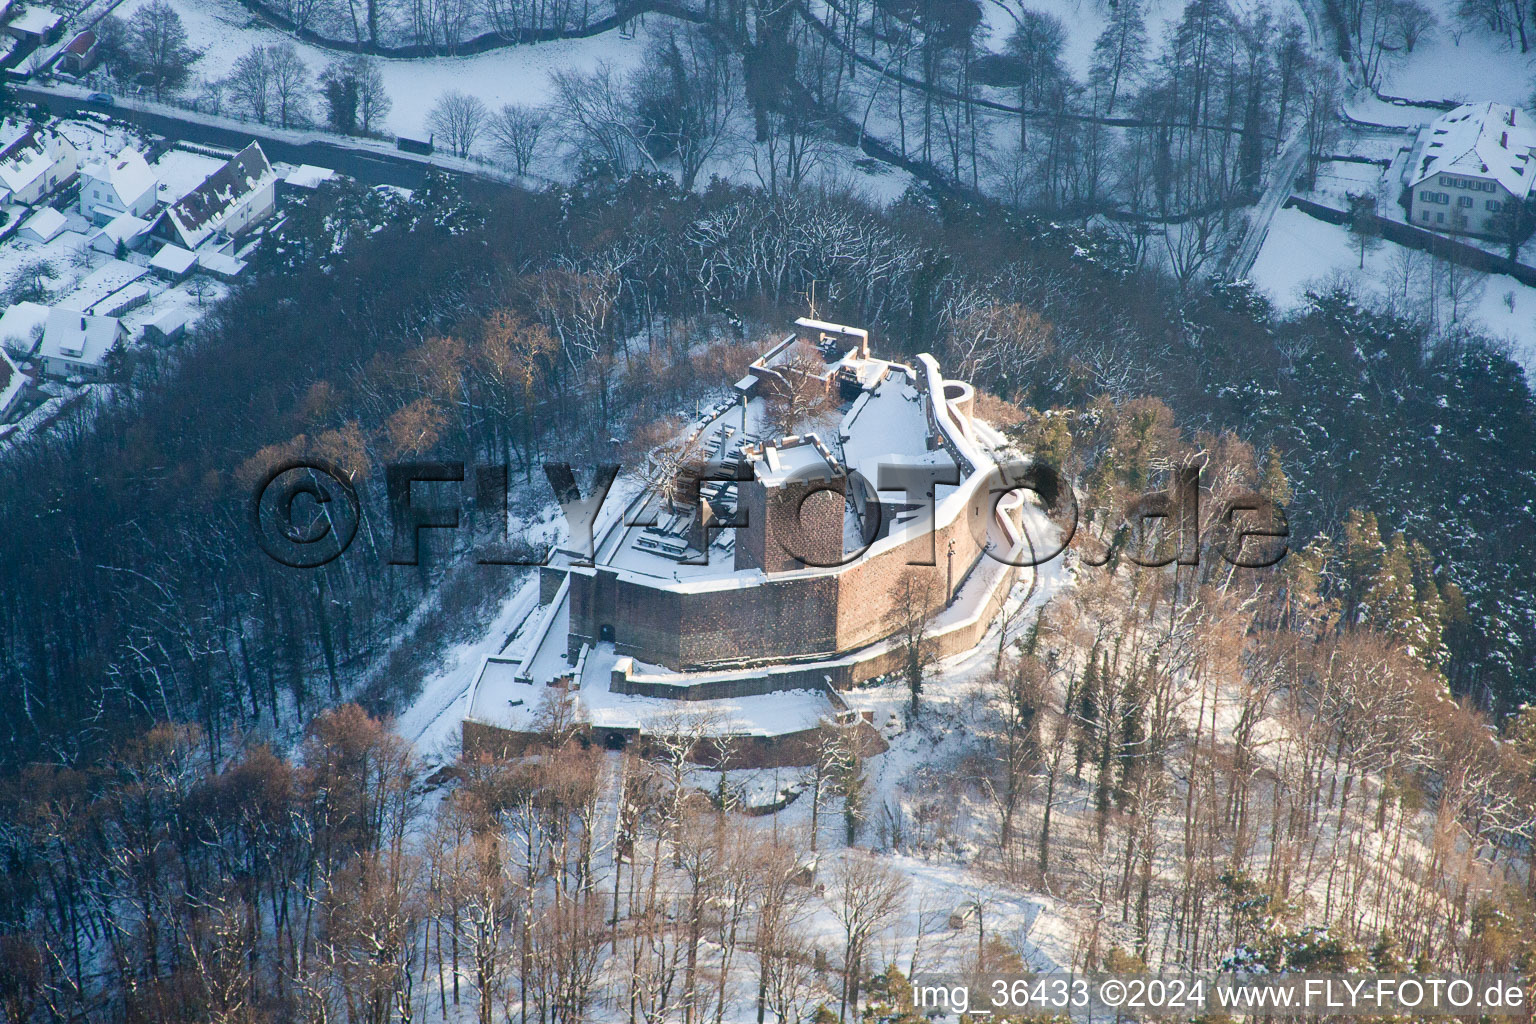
[86,91,113,105]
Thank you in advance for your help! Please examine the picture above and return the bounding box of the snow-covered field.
[115,0,656,142]
[1376,0,1536,108]
[1250,205,1536,372]
[1342,0,1535,128]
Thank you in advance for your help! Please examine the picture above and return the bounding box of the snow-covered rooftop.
[92,211,151,246]
[39,307,119,366]
[1409,101,1536,196]
[0,300,49,355]
[162,142,274,249]
[196,250,247,277]
[149,243,197,276]
[80,147,157,208]
[7,6,63,35]
[0,126,73,196]
[283,164,336,189]
[19,206,66,242]
[61,259,146,311]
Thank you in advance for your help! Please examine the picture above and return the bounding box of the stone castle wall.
[567,498,999,671]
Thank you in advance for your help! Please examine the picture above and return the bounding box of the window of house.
[1437,213,1445,222]
[1458,196,1473,207]
[1440,174,1453,185]
[1487,200,1502,211]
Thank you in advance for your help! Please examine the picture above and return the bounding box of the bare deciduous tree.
[487,102,549,175]
[429,89,490,158]
[827,855,908,1023]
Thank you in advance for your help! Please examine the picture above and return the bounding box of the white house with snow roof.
[38,308,124,379]
[79,147,158,225]
[1404,102,1536,240]
[0,125,78,206]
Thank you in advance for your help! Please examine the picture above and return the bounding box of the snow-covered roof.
[1410,101,1536,196]
[40,307,120,366]
[93,211,151,245]
[196,250,247,277]
[81,147,157,206]
[19,205,66,241]
[794,316,870,347]
[0,127,74,196]
[283,164,335,189]
[755,434,841,486]
[162,142,274,248]
[60,259,145,311]
[7,6,63,34]
[838,367,936,490]
[147,306,190,335]
[0,301,49,355]
[149,243,197,275]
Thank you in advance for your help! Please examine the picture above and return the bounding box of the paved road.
[18,84,495,191]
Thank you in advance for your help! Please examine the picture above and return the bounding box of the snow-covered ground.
[1375,0,1536,108]
[1342,0,1535,127]
[1250,205,1536,373]
[115,0,656,143]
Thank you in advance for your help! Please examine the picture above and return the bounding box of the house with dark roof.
[153,142,277,250]
[1404,102,1536,240]
[0,125,78,206]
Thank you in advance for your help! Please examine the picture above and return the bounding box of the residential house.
[79,147,158,225]
[1404,102,1536,240]
[0,125,79,206]
[38,307,123,379]
[144,307,189,343]
[155,142,277,250]
[18,206,67,242]
[0,345,27,421]
[5,6,64,41]
[59,30,99,73]
[148,243,197,282]
[89,212,153,254]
